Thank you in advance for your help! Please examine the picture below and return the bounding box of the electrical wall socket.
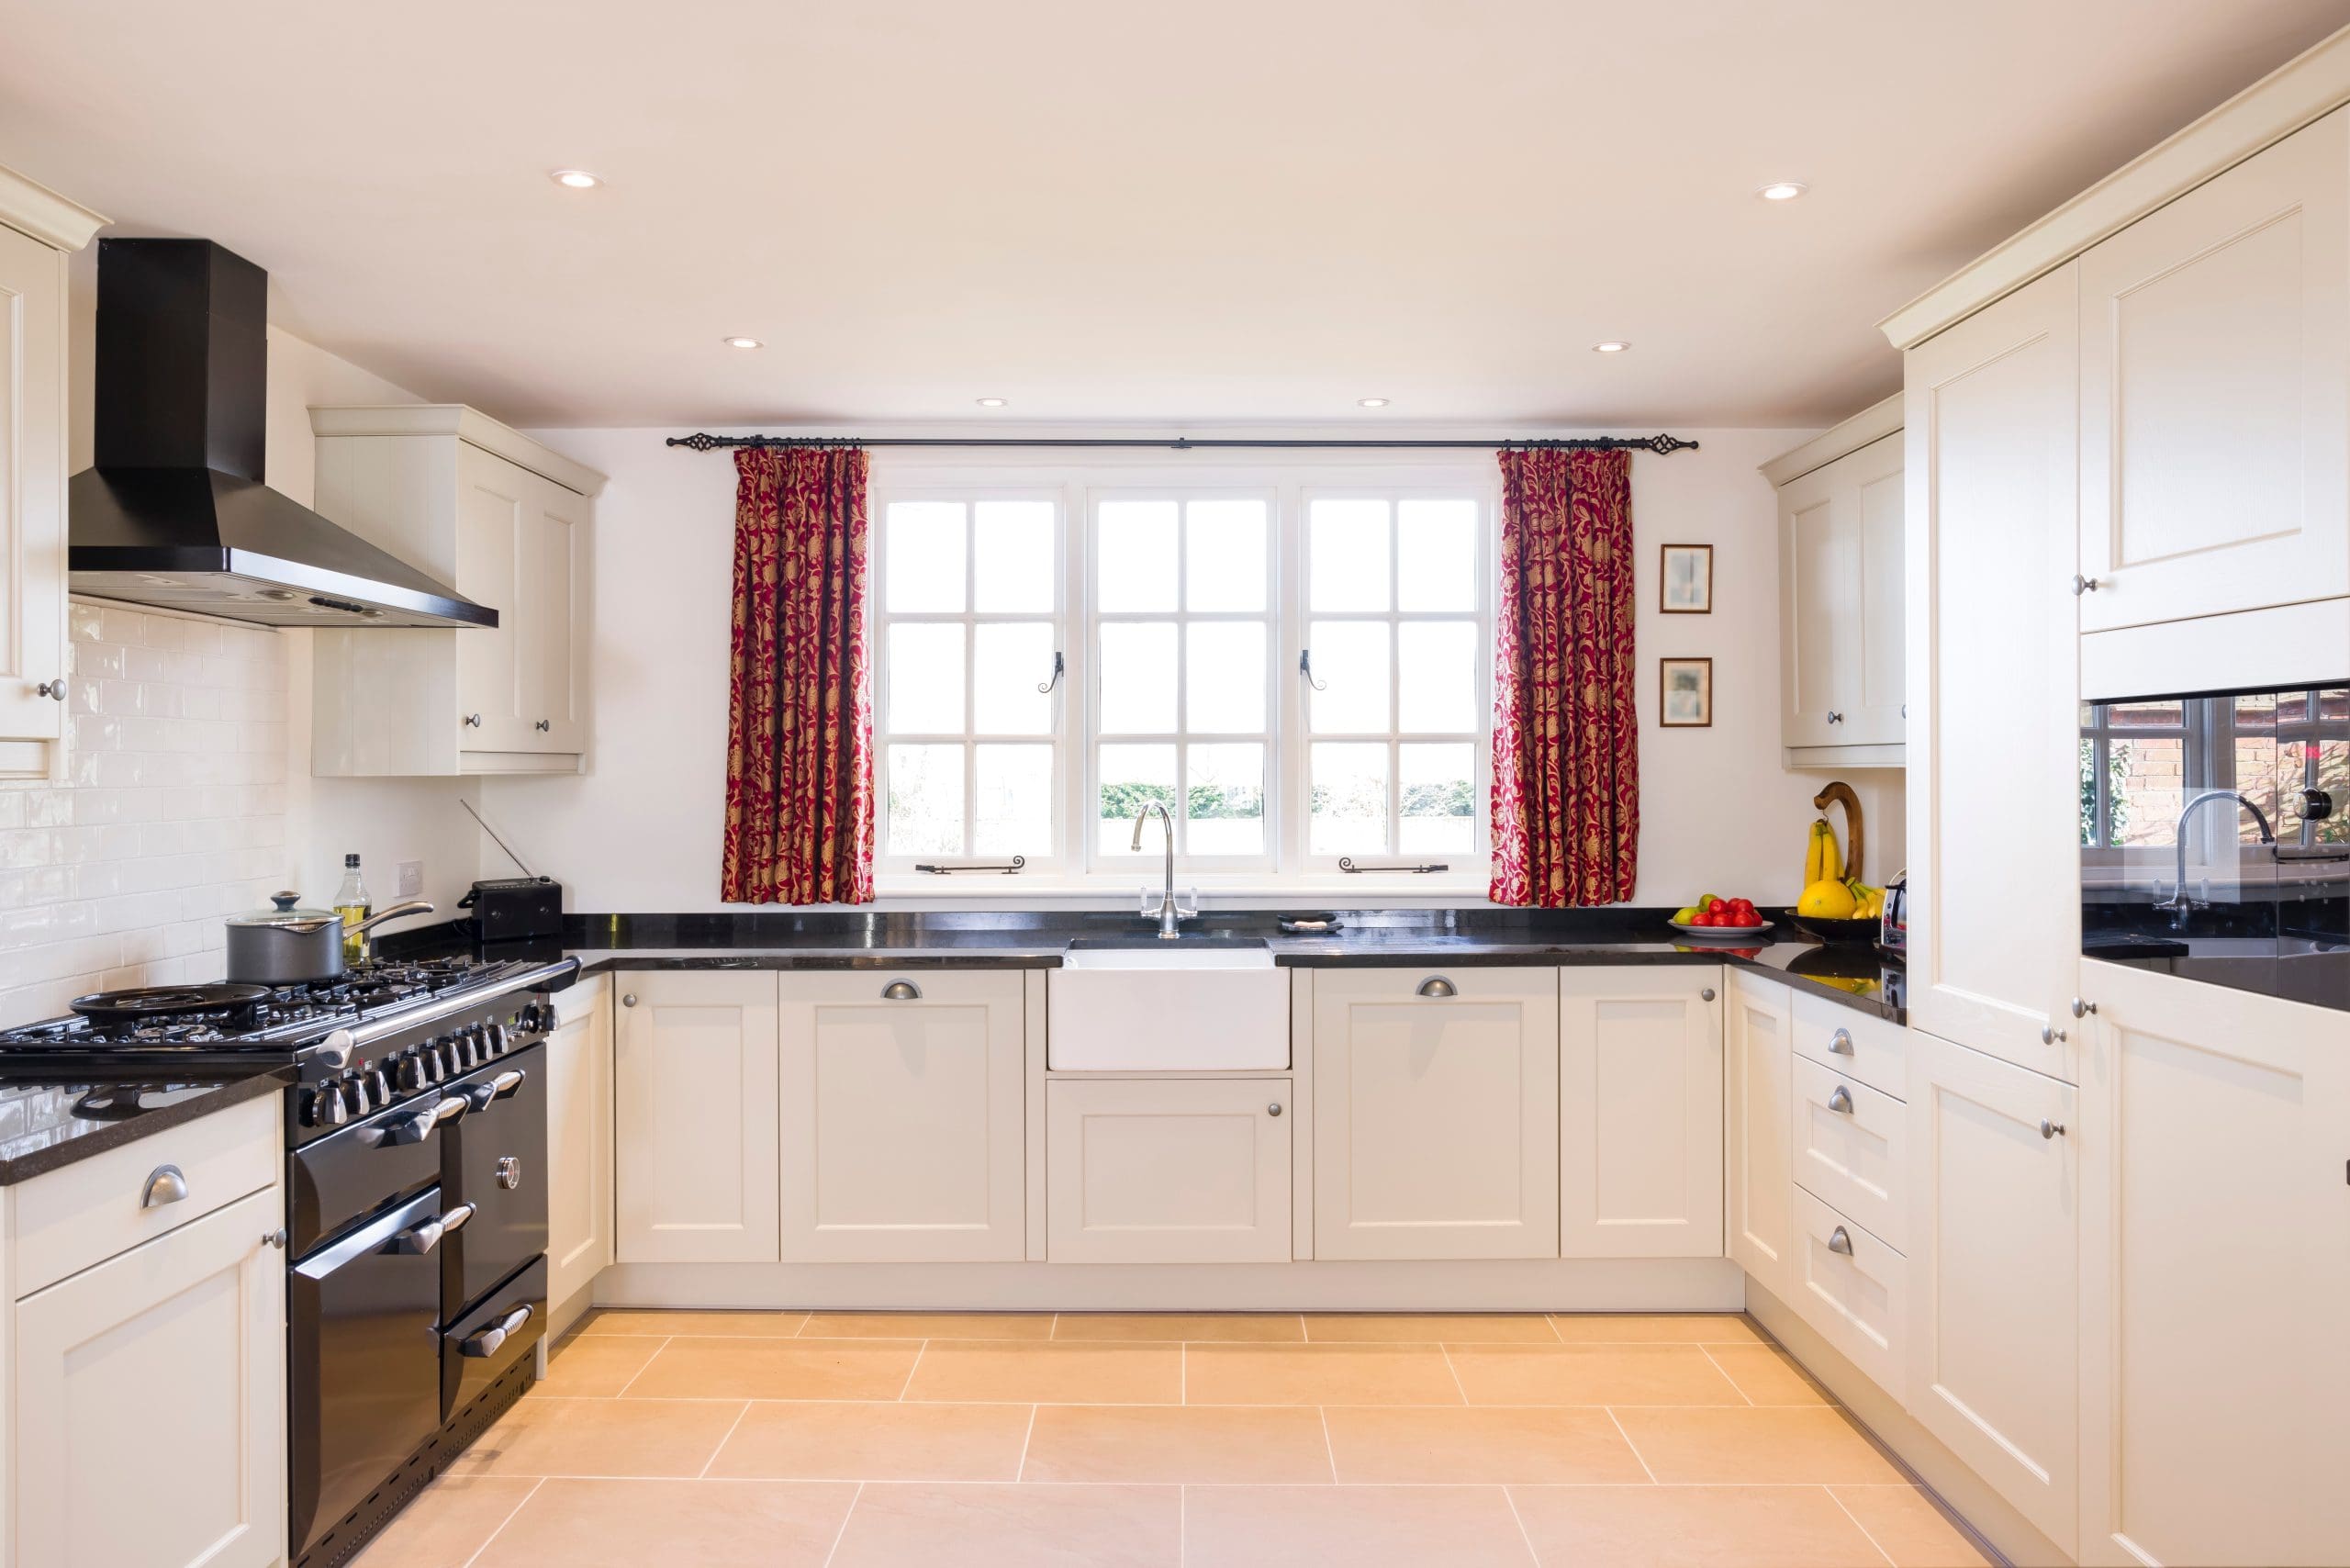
[396,860,424,899]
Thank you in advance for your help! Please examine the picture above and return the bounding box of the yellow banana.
[1804,820,1828,886]
[1821,821,1844,883]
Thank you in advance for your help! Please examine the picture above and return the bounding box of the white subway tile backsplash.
[0,603,289,1028]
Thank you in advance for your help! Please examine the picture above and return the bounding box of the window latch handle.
[1037,651,1064,694]
[1299,648,1327,691]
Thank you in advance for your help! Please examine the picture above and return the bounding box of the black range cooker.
[0,953,576,1568]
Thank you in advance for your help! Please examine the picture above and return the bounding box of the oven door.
[288,1186,461,1562]
[443,1255,547,1420]
[444,1043,547,1316]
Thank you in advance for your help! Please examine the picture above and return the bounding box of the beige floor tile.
[1020,1404,1332,1483]
[1615,1406,1906,1484]
[1185,1484,1538,1567]
[1323,1405,1650,1484]
[1183,1342,1464,1406]
[580,1308,810,1337]
[800,1311,1055,1339]
[470,1476,856,1567]
[347,1476,539,1567]
[705,1400,1033,1482]
[1447,1344,1745,1406]
[624,1336,923,1400]
[1546,1313,1762,1343]
[528,1333,666,1396]
[1706,1342,1832,1406]
[901,1340,1182,1404]
[1053,1312,1305,1342]
[445,1396,749,1478]
[1509,1484,1886,1567]
[1304,1313,1561,1343]
[1830,1484,1994,1567]
[829,1482,1181,1567]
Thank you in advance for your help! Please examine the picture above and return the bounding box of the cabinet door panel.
[1560,968,1723,1259]
[1312,967,1559,1260]
[1780,464,1855,749]
[1855,448,1907,743]
[2078,961,2350,1566]
[780,970,1025,1262]
[0,224,65,745]
[15,1187,285,1568]
[1791,1053,1908,1251]
[545,981,613,1317]
[2079,108,2350,630]
[1907,1031,2077,1553]
[613,971,780,1263]
[1726,975,1795,1296]
[1047,1078,1290,1264]
[522,476,585,752]
[1904,265,2081,1081]
[453,443,531,750]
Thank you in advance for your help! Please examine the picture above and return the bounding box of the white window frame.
[869,487,1070,876]
[1292,486,1493,873]
[1085,485,1281,876]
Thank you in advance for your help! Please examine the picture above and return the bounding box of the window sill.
[872,874,1497,907]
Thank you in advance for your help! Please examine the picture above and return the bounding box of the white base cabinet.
[1047,1078,1291,1264]
[1906,1030,2079,1556]
[2077,960,2350,1567]
[1725,974,1796,1297]
[779,971,1026,1262]
[545,976,613,1328]
[1310,967,1559,1260]
[613,971,781,1264]
[1558,968,1722,1259]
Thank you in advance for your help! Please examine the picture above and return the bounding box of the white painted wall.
[489,426,1902,912]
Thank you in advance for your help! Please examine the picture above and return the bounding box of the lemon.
[1796,879,1859,918]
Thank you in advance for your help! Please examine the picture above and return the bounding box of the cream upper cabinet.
[0,169,100,778]
[1768,404,1906,764]
[13,1185,285,1568]
[1311,967,1560,1261]
[309,405,602,777]
[1906,1031,2079,1556]
[1725,973,1796,1297]
[1558,968,1723,1259]
[2076,961,2350,1567]
[2077,108,2350,633]
[1903,264,2083,1082]
[612,971,780,1264]
[1046,1077,1291,1265]
[779,970,1026,1263]
[544,976,613,1327]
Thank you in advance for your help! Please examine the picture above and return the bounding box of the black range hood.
[68,239,496,630]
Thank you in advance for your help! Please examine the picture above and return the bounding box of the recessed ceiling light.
[976,397,1008,408]
[1592,341,1631,353]
[1757,180,1808,202]
[722,336,762,350]
[550,169,603,190]
[1357,398,1391,409]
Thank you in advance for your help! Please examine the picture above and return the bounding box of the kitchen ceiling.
[0,0,2341,429]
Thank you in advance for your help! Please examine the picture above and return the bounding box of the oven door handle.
[387,1203,473,1257]
[459,1303,533,1359]
[374,1094,467,1148]
[488,1068,525,1101]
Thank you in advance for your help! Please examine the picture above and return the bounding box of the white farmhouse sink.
[1049,941,1290,1070]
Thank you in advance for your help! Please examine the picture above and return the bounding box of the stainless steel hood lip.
[71,545,498,629]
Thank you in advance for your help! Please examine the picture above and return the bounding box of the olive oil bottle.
[332,853,371,963]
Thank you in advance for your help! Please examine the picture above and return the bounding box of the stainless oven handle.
[459,1303,533,1359]
[488,1069,525,1100]
[389,1215,448,1256]
[294,1189,444,1280]
[372,1092,466,1148]
[440,1202,478,1234]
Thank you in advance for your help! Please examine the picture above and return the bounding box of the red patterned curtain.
[721,446,876,904]
[1489,448,1639,906]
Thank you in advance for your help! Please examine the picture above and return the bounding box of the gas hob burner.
[69,982,273,1021]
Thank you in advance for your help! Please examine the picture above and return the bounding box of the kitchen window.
[869,467,1494,885]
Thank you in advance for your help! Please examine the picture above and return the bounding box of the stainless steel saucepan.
[225,892,436,984]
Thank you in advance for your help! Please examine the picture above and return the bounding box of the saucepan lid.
[226,890,340,932]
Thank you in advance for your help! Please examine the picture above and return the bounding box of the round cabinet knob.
[1700,987,1717,1002]
[534,719,552,732]
[2072,574,2101,595]
[1826,711,1844,724]
[35,679,64,701]
[2041,1025,2068,1046]
[1416,976,1457,999]
[621,993,638,1008]
[1267,1102,1283,1117]
[463,713,483,728]
[1827,1226,1853,1256]
[1827,1085,1854,1114]
[880,980,922,1002]
[2041,1119,2067,1140]
[2070,998,2098,1019]
[1829,1028,1854,1055]
[262,1227,288,1249]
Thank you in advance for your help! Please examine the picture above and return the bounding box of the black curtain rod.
[666,431,1698,454]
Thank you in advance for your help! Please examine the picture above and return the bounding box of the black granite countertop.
[0,1064,294,1186]
[392,910,1906,1024]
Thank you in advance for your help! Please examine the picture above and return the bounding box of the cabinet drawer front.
[1791,1056,1908,1251]
[13,1094,279,1297]
[1790,1186,1907,1400]
[1792,995,1906,1100]
[1046,1078,1290,1264]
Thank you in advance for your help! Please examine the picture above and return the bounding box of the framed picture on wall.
[1660,543,1712,613]
[1660,657,1713,727]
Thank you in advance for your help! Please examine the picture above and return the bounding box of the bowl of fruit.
[1792,876,1885,946]
[1668,895,1772,938]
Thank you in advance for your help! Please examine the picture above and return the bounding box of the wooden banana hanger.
[1813,781,1863,883]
